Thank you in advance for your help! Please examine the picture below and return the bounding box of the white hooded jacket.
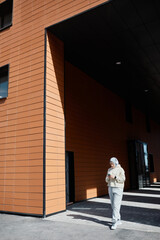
[105,164,125,188]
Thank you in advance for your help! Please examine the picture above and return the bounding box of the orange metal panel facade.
[0,0,110,216]
[0,1,44,215]
[65,62,160,201]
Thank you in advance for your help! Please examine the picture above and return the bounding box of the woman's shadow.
[67,214,112,228]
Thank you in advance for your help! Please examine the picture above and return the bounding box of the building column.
[45,31,65,215]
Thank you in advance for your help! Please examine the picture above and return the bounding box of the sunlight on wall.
[153,178,157,183]
[86,188,98,199]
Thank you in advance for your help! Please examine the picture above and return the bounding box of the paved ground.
[0,183,160,240]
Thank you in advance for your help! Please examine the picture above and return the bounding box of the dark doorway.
[65,151,75,205]
[128,140,150,189]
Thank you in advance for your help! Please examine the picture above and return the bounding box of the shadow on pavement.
[67,214,111,228]
[67,183,160,228]
[127,190,160,195]
[122,195,160,204]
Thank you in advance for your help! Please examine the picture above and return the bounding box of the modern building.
[0,0,160,217]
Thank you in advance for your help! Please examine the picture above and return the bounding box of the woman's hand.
[108,175,115,179]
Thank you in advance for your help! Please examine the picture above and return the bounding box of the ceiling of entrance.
[48,0,160,124]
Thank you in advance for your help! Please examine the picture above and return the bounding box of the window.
[143,143,149,172]
[0,0,13,31]
[0,64,9,99]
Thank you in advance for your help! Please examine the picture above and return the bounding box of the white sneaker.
[111,223,117,230]
[116,220,122,225]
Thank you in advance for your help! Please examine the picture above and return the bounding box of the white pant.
[108,187,123,223]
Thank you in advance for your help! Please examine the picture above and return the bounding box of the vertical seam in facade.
[64,44,67,209]
[43,29,47,218]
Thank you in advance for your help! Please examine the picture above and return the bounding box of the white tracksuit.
[105,164,125,223]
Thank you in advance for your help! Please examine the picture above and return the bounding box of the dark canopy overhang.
[48,0,160,124]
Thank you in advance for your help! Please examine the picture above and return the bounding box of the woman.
[105,157,126,230]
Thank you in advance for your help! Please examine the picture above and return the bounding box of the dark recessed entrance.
[66,151,75,205]
[128,140,150,189]
[48,0,160,124]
